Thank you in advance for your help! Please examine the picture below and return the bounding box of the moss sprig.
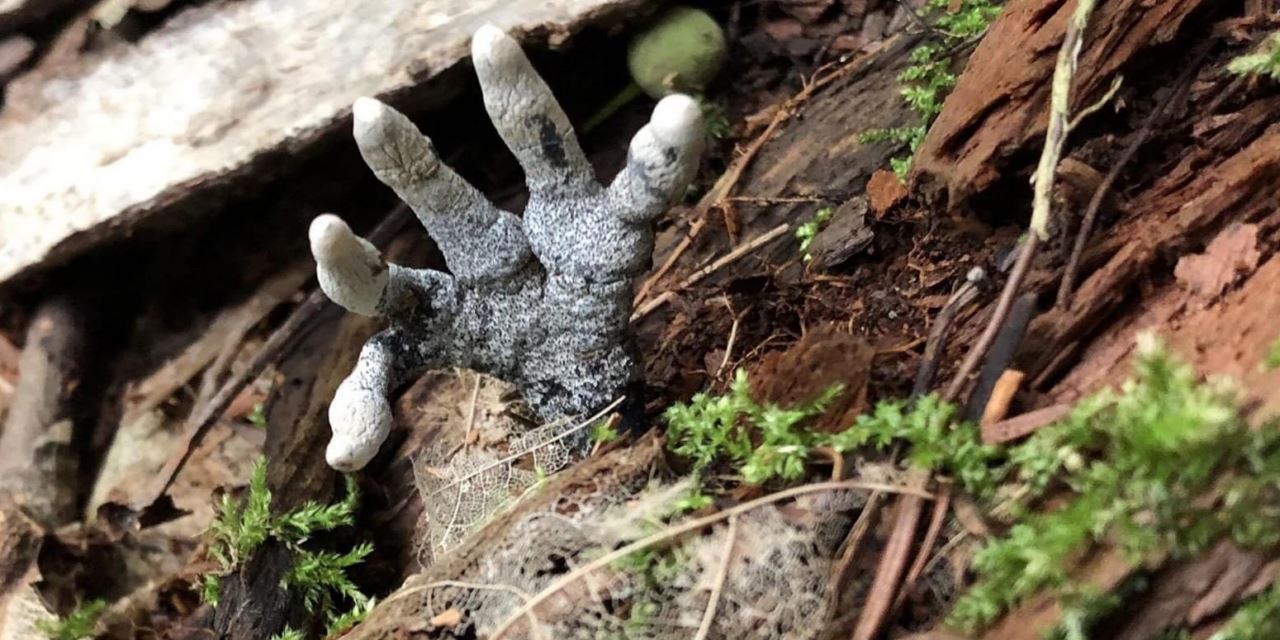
[949,336,1280,631]
[35,600,106,640]
[201,458,374,638]
[861,0,1003,179]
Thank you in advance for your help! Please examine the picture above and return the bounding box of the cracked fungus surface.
[311,25,705,471]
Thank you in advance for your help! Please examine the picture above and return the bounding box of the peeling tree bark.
[911,0,1207,207]
[0,297,87,528]
[0,0,652,288]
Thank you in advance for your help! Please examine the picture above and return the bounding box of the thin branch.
[1029,0,1097,240]
[913,267,984,396]
[892,483,953,613]
[1057,45,1207,306]
[631,223,790,321]
[944,0,1098,402]
[489,480,936,639]
[463,370,482,444]
[693,514,738,640]
[634,45,886,306]
[943,235,1038,403]
[717,299,742,377]
[1067,75,1122,132]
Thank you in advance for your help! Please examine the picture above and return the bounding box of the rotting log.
[646,32,925,288]
[0,0,653,288]
[210,305,378,639]
[0,296,87,528]
[1029,119,1280,390]
[912,0,1208,207]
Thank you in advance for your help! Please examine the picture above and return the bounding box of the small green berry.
[627,6,727,99]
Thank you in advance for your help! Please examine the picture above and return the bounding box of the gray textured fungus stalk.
[312,25,705,471]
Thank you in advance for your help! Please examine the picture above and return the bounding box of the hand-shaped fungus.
[311,25,704,471]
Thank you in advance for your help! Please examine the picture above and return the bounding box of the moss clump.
[861,0,1003,179]
[36,600,106,640]
[1228,32,1280,81]
[201,458,374,638]
[796,207,833,263]
[628,6,726,99]
[949,335,1280,632]
[665,369,842,489]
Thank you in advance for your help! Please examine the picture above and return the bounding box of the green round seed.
[627,6,727,99]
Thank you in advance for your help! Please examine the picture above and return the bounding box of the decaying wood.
[982,546,1144,640]
[749,324,875,432]
[0,0,652,287]
[807,196,875,271]
[640,31,924,307]
[912,0,1206,206]
[1031,119,1280,389]
[1112,541,1268,640]
[0,297,87,527]
[981,403,1070,445]
[123,261,311,424]
[211,308,378,639]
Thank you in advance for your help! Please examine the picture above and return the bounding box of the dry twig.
[944,0,1099,403]
[693,514,738,640]
[1056,46,1207,306]
[631,223,790,321]
[635,45,888,305]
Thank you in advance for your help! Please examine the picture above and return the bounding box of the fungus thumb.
[326,382,393,472]
[310,214,389,316]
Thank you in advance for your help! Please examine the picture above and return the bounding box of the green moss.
[1210,583,1280,640]
[592,419,620,445]
[201,457,373,638]
[833,394,1004,500]
[1228,32,1280,81]
[627,6,727,99]
[796,207,834,263]
[949,336,1280,632]
[664,368,842,488]
[1265,335,1280,370]
[861,0,1002,179]
[35,600,106,640]
[664,334,1280,635]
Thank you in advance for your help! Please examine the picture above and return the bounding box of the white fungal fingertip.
[326,386,392,471]
[651,94,703,146]
[309,214,352,261]
[352,96,387,124]
[326,436,374,473]
[471,24,518,69]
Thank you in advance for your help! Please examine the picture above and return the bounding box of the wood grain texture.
[0,0,648,286]
[912,0,1206,207]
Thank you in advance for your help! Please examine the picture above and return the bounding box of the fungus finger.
[471,25,594,196]
[352,97,532,283]
[607,94,705,223]
[326,327,437,472]
[310,214,391,316]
